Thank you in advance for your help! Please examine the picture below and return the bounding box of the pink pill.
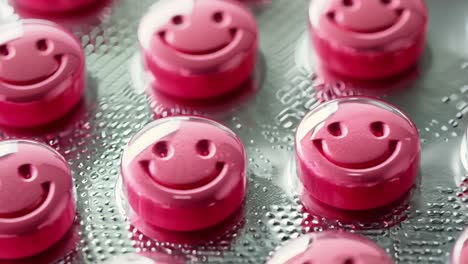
[0,19,85,128]
[138,0,258,99]
[452,229,468,264]
[11,0,98,13]
[121,116,247,231]
[267,231,394,264]
[295,97,420,211]
[0,140,75,259]
[309,0,428,79]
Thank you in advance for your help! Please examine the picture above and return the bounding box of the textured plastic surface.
[121,116,247,232]
[0,140,75,259]
[309,0,428,79]
[296,97,420,210]
[267,231,393,264]
[102,253,185,264]
[0,19,85,127]
[0,0,467,263]
[139,0,257,99]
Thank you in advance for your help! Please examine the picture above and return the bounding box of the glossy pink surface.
[0,140,75,259]
[121,116,247,232]
[295,97,420,210]
[138,0,257,99]
[309,0,428,79]
[267,231,394,264]
[452,228,468,264]
[11,0,97,13]
[0,19,85,128]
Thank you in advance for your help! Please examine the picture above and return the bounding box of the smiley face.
[157,10,240,57]
[310,0,427,48]
[0,140,73,235]
[268,232,393,264]
[139,0,256,69]
[0,20,84,102]
[298,99,418,173]
[142,138,228,191]
[0,163,50,219]
[121,116,247,231]
[327,0,404,34]
[138,0,258,99]
[295,98,420,210]
[133,118,244,190]
[313,120,400,170]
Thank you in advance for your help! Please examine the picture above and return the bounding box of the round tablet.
[309,0,428,79]
[121,116,247,231]
[0,19,85,128]
[138,0,258,99]
[0,140,75,259]
[295,97,420,210]
[452,228,468,264]
[267,232,394,264]
[11,0,98,13]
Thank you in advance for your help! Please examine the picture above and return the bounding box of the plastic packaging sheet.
[0,0,468,263]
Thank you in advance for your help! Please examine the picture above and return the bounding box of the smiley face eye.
[342,0,354,7]
[153,141,173,159]
[381,0,392,4]
[171,15,184,25]
[36,39,49,51]
[370,121,389,138]
[196,139,215,157]
[18,164,37,181]
[327,122,346,137]
[212,12,224,23]
[0,45,10,57]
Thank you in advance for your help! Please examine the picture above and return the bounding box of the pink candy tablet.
[267,232,394,264]
[452,229,468,264]
[309,0,428,79]
[121,116,247,232]
[11,0,98,13]
[0,19,85,128]
[138,0,258,99]
[0,140,75,259]
[295,97,420,211]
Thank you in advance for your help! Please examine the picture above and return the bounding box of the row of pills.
[1,99,466,263]
[0,0,257,128]
[0,0,429,128]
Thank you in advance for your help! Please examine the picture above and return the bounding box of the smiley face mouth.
[327,9,405,34]
[159,28,239,56]
[0,182,50,218]
[313,140,400,169]
[180,161,226,189]
[0,55,63,86]
[143,161,226,189]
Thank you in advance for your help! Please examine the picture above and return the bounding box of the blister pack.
[0,0,467,263]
